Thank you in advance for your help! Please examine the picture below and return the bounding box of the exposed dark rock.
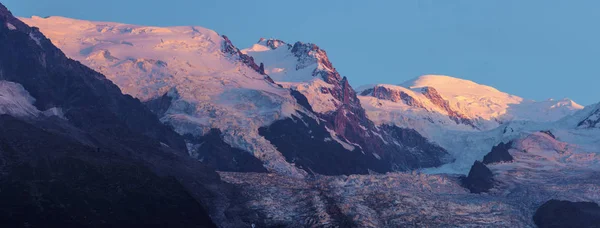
[371,86,424,108]
[184,129,268,173]
[264,38,290,50]
[222,35,275,85]
[283,42,452,173]
[144,90,176,118]
[370,85,425,108]
[259,112,388,175]
[259,62,265,75]
[482,141,514,165]
[533,200,600,228]
[381,124,453,165]
[359,88,374,96]
[290,89,314,112]
[420,86,476,128]
[461,161,494,193]
[290,41,340,84]
[258,109,451,175]
[540,130,556,139]
[578,106,600,128]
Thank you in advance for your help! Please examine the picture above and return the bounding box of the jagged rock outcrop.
[578,105,600,128]
[184,129,268,173]
[371,85,426,108]
[222,35,275,83]
[288,42,451,171]
[539,130,556,139]
[244,39,453,174]
[533,200,600,228]
[259,38,289,50]
[259,112,388,175]
[461,161,494,193]
[482,141,514,164]
[420,86,476,127]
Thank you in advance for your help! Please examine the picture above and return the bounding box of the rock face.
[533,200,600,228]
[482,141,514,165]
[242,38,453,174]
[184,129,268,173]
[290,42,452,172]
[371,85,426,108]
[259,112,388,175]
[0,4,252,227]
[420,86,476,127]
[578,105,600,128]
[461,161,494,193]
[539,130,556,139]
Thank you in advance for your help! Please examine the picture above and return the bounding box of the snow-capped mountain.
[7,2,600,226]
[404,75,583,124]
[242,38,350,113]
[244,38,455,172]
[359,75,583,131]
[21,16,308,176]
[23,18,452,176]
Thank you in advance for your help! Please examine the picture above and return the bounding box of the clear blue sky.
[4,0,600,105]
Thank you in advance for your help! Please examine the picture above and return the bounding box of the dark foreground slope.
[0,115,216,227]
[0,4,250,227]
[534,200,600,228]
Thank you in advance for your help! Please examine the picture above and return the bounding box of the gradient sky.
[4,0,600,105]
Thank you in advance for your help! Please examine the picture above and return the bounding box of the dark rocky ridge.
[221,35,275,83]
[533,200,600,228]
[260,91,451,175]
[461,161,494,193]
[361,85,477,128]
[184,129,268,173]
[370,86,426,109]
[540,130,556,139]
[482,141,514,165]
[578,105,600,128]
[259,112,389,175]
[420,86,476,128]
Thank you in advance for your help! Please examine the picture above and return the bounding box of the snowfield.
[22,16,306,176]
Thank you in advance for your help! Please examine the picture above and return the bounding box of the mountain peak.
[257,38,288,50]
[402,75,503,93]
[242,39,339,83]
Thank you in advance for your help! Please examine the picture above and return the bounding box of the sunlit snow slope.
[357,75,584,174]
[401,75,582,125]
[242,38,342,113]
[22,16,305,176]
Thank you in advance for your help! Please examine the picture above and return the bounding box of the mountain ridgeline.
[4,4,600,227]
[21,16,455,176]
